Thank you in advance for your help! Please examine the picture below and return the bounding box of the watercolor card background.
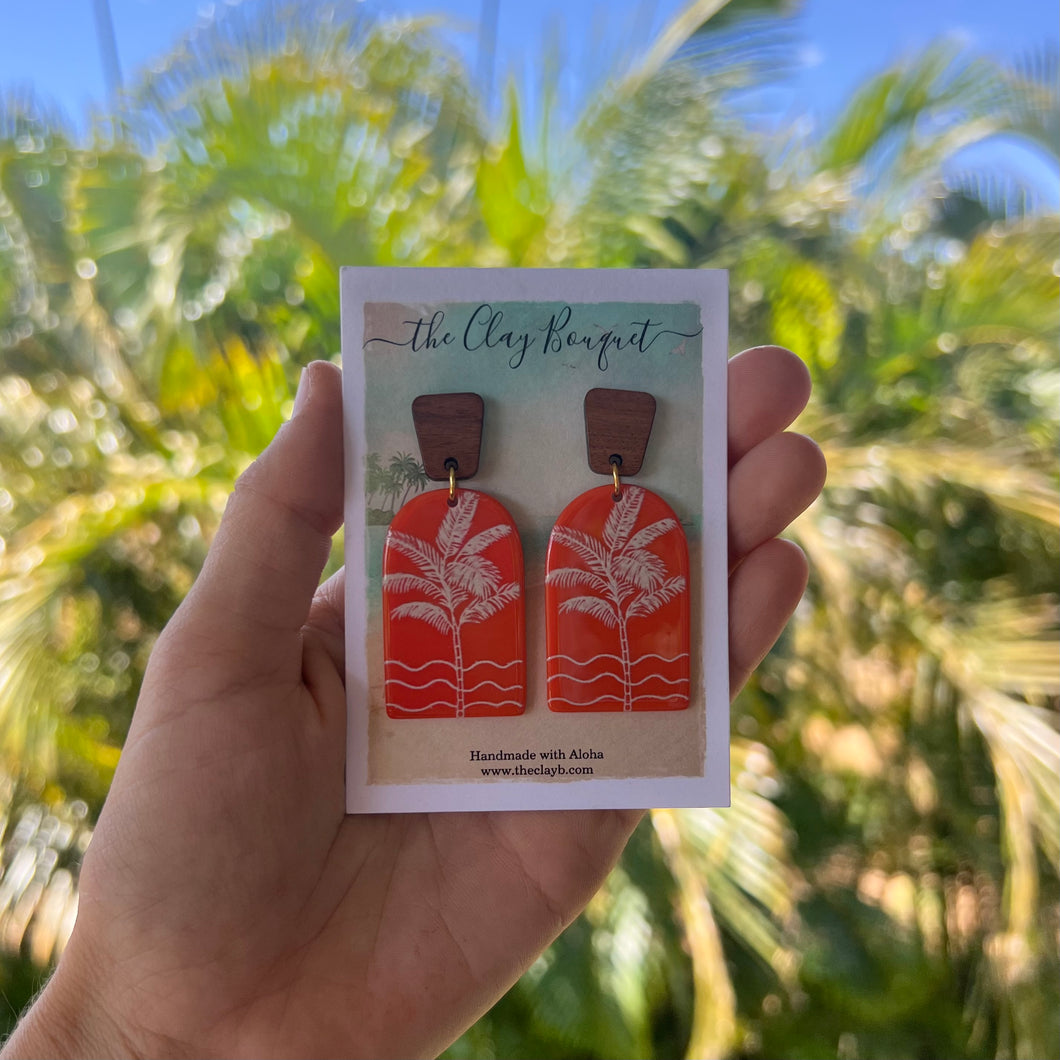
[342,268,728,813]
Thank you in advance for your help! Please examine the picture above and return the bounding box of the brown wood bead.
[583,388,656,476]
[411,392,484,480]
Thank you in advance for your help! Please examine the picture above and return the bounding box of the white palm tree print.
[547,485,686,710]
[384,492,521,717]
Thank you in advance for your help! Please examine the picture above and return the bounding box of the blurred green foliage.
[1,1,1057,1056]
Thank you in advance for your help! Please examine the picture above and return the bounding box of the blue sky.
[1,0,1055,117]
[0,0,1056,197]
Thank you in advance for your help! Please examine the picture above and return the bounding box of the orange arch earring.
[382,393,525,718]
[545,389,690,712]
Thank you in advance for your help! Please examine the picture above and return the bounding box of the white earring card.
[341,268,729,813]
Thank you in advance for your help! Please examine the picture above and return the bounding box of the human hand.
[2,346,824,1059]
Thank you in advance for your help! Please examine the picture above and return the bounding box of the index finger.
[728,346,812,467]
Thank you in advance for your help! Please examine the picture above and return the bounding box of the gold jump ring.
[448,463,457,504]
[611,459,621,499]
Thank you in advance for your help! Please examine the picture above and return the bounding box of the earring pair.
[380,390,689,719]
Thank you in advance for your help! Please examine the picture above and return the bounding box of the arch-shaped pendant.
[545,484,690,712]
[383,488,525,718]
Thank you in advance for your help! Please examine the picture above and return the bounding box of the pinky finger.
[728,537,808,699]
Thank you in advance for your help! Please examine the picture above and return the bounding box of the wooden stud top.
[583,388,656,476]
[411,392,484,480]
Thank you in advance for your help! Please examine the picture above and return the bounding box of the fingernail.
[292,365,314,418]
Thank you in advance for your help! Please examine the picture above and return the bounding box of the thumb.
[173,360,344,676]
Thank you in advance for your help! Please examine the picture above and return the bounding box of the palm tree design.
[365,451,430,515]
[391,452,429,508]
[364,452,384,508]
[547,486,686,711]
[384,492,520,717]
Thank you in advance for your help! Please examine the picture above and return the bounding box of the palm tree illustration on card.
[382,489,526,718]
[546,485,690,712]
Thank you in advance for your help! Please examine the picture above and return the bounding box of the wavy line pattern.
[547,671,626,685]
[462,680,524,693]
[547,671,689,688]
[548,695,624,708]
[547,651,689,712]
[549,693,686,708]
[386,677,460,692]
[387,678,522,694]
[387,699,524,714]
[548,652,690,668]
[385,658,521,673]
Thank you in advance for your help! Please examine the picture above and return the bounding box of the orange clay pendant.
[382,394,525,719]
[545,390,690,712]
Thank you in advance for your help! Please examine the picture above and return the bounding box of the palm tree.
[384,492,520,717]
[391,452,429,509]
[402,462,430,507]
[364,452,384,509]
[547,486,687,711]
